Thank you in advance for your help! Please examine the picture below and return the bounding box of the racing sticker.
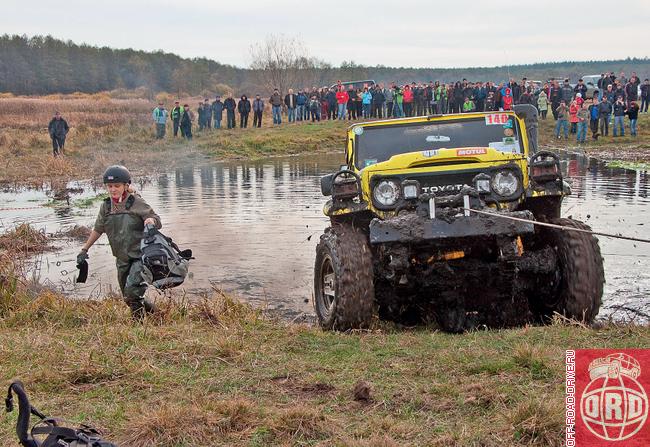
[422,149,439,157]
[485,113,510,125]
[456,148,488,156]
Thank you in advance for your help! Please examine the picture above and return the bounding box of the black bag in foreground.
[5,381,117,447]
[140,224,193,289]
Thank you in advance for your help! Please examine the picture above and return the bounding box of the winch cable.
[462,207,650,244]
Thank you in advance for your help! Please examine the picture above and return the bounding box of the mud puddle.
[1,152,648,322]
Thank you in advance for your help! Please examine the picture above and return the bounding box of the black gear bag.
[5,381,117,447]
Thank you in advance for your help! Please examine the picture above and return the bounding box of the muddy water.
[1,152,648,321]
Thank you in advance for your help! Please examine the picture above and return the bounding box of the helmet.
[103,165,131,184]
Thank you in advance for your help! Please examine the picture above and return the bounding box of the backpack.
[5,381,117,447]
[140,224,192,289]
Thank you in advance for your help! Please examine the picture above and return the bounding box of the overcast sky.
[4,0,649,68]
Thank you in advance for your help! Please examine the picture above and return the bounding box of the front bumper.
[369,210,535,244]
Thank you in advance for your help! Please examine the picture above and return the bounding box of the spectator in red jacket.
[336,87,349,121]
[502,88,513,110]
[402,85,414,117]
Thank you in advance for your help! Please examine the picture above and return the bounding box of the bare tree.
[249,35,324,94]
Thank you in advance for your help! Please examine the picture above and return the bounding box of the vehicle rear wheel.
[314,225,375,330]
[534,218,604,323]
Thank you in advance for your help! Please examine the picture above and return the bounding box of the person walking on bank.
[238,95,251,128]
[152,102,168,139]
[77,165,161,319]
[171,101,183,137]
[270,89,282,125]
[48,111,69,156]
[224,93,237,129]
[284,89,297,123]
[180,104,192,140]
[253,94,264,128]
[197,102,205,131]
[212,96,224,129]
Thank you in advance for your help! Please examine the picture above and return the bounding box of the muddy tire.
[537,218,604,323]
[314,225,375,330]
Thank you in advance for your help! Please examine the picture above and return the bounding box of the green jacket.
[94,194,162,262]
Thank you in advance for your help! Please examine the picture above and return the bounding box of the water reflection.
[1,152,648,320]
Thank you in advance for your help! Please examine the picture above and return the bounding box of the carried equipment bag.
[5,381,117,447]
[140,224,193,289]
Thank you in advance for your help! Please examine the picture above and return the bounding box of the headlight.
[473,173,491,194]
[373,179,400,207]
[402,180,420,199]
[492,171,519,196]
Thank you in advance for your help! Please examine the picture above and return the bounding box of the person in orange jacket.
[569,99,580,134]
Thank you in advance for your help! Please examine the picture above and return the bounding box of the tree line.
[1,34,648,96]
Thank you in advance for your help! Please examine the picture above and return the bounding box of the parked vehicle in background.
[580,75,601,99]
[330,80,376,90]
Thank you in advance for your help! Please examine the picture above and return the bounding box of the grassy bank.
[1,211,649,447]
[1,93,648,187]
[1,291,648,447]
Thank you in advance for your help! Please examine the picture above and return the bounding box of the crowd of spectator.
[150,71,649,143]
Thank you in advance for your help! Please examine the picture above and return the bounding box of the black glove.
[77,250,89,265]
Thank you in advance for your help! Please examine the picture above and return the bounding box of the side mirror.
[320,174,334,196]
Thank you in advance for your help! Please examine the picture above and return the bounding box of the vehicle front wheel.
[534,218,605,323]
[314,225,375,330]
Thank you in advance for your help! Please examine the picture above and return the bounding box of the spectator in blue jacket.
[296,90,307,122]
[152,102,168,139]
[362,88,373,118]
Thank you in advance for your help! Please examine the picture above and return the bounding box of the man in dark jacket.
[371,86,385,119]
[613,96,626,137]
[598,97,612,137]
[625,78,639,106]
[284,89,297,123]
[573,79,588,99]
[549,81,562,119]
[641,79,650,113]
[325,88,337,120]
[171,101,183,136]
[560,79,574,104]
[224,93,237,129]
[48,111,69,156]
[180,104,192,140]
[212,96,224,129]
[238,95,251,128]
[253,95,264,128]
[270,89,282,124]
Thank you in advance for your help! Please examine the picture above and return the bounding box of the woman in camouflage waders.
[78,165,161,318]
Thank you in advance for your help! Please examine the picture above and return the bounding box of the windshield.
[354,115,522,169]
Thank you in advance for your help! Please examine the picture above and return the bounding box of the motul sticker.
[456,148,487,156]
[485,113,510,125]
[566,349,650,446]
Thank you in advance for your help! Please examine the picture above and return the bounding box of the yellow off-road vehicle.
[314,105,604,332]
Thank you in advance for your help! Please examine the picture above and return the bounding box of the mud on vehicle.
[314,105,604,332]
